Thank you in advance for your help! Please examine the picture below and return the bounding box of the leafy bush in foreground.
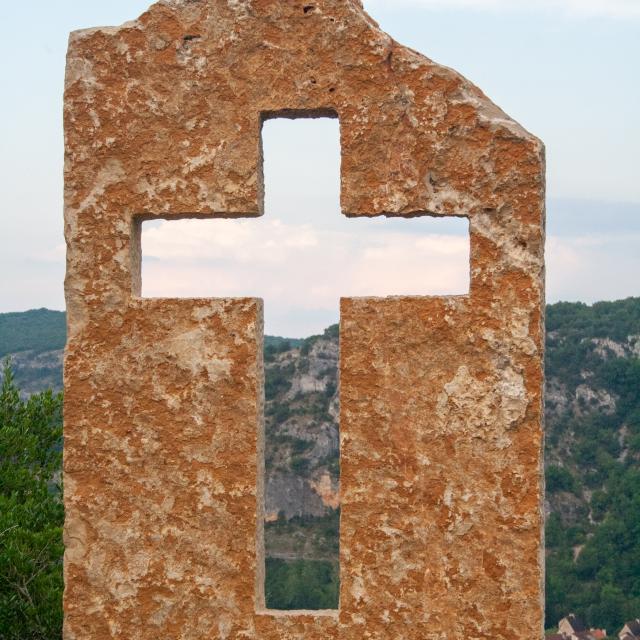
[0,362,63,639]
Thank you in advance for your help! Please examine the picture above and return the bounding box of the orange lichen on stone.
[63,1,545,638]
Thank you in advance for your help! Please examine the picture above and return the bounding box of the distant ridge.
[0,308,302,356]
[4,299,639,359]
[0,308,66,358]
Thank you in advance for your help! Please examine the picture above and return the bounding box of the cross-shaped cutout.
[140,117,470,336]
[137,115,470,612]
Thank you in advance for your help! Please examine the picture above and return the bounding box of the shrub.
[0,361,63,639]
[546,465,578,494]
[265,558,338,610]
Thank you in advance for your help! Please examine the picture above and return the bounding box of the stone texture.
[63,1,546,638]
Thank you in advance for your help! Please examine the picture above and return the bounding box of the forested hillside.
[1,299,639,626]
[0,309,65,358]
[0,309,65,395]
[544,299,640,629]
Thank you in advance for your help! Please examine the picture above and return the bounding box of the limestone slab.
[64,1,546,638]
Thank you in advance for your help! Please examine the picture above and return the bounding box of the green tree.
[265,558,339,610]
[546,465,578,494]
[0,361,63,639]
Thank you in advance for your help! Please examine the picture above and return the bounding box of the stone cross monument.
[63,1,546,638]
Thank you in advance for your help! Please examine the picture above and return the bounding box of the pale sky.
[1,0,638,337]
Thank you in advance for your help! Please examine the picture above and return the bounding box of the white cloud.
[141,220,640,337]
[365,0,640,19]
[143,219,318,265]
[141,218,470,337]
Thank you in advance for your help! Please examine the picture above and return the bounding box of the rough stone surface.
[63,1,546,638]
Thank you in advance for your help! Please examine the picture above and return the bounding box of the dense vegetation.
[1,299,639,631]
[0,362,63,639]
[544,299,640,631]
[264,510,340,609]
[265,559,339,610]
[264,335,303,359]
[545,466,640,630]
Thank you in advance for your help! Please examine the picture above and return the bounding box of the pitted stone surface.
[63,1,546,638]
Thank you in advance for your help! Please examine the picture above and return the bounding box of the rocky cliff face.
[264,326,339,522]
[263,311,640,532]
[544,327,640,527]
[4,349,63,397]
[0,308,65,396]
